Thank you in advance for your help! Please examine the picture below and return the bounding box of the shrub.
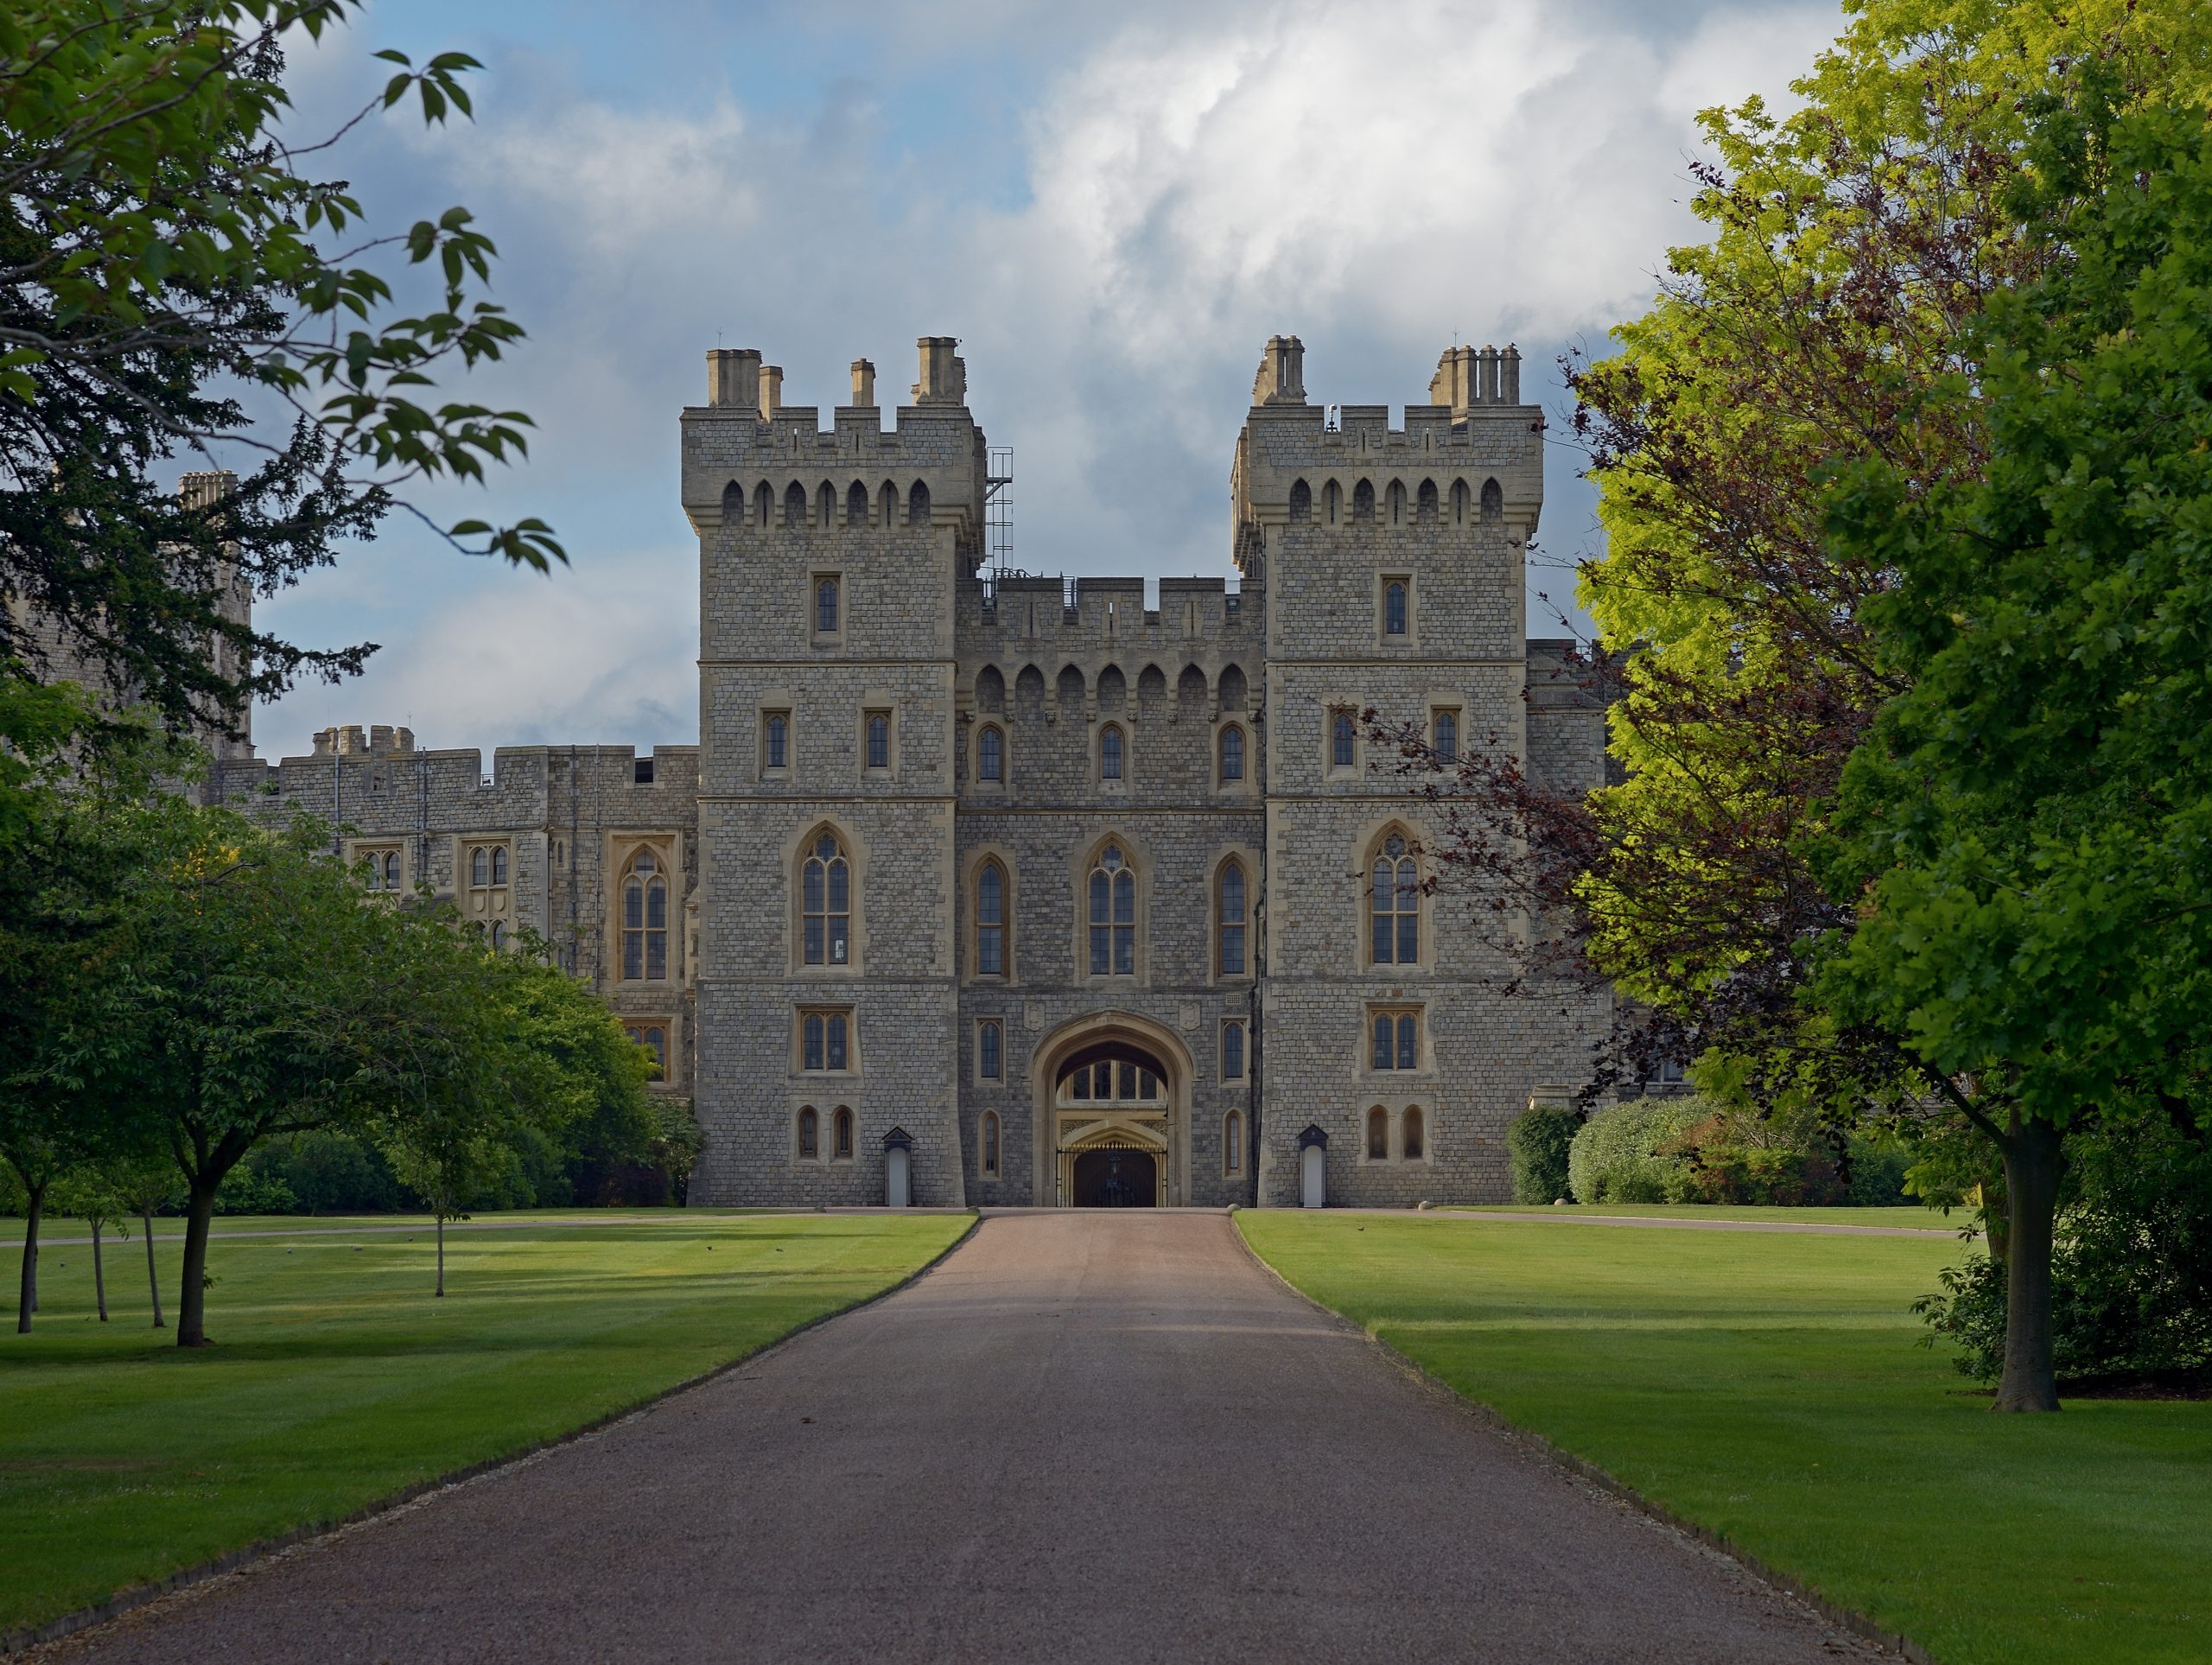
[1567,1097,1708,1204]
[1507,1105,1581,1203]
[248,1131,409,1214]
[1918,1115,2212,1384]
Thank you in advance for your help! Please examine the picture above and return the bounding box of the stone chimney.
[1428,346,1477,413]
[1251,334,1306,405]
[850,359,876,406]
[707,347,761,410]
[912,337,965,405]
[1479,346,1501,404]
[758,365,784,419]
[312,727,336,757]
[1502,344,1522,404]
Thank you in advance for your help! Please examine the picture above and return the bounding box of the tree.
[49,1167,126,1321]
[105,1148,181,1328]
[1373,0,2212,1410]
[1814,86,2212,1409]
[1,0,560,742]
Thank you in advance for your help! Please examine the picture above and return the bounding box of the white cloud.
[252,0,1848,761]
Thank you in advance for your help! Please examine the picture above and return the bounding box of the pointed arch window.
[1219,724,1244,783]
[1353,479,1375,520]
[802,1010,850,1072]
[1367,1107,1390,1160]
[1403,1106,1426,1160]
[1217,860,1248,977]
[802,832,851,966]
[1384,581,1408,636]
[798,1106,818,1160]
[765,712,789,772]
[978,724,1003,783]
[1099,723,1124,781]
[976,860,1007,976]
[1224,1110,1243,1174]
[1371,834,1418,964]
[866,711,890,771]
[471,846,489,887]
[1288,479,1312,522]
[622,848,669,980]
[847,480,868,524]
[1433,710,1459,764]
[815,575,840,637]
[982,1110,1001,1177]
[833,1108,855,1160]
[1088,844,1136,976]
[978,1020,1002,1081]
[1332,710,1357,770]
[1222,1019,1247,1081]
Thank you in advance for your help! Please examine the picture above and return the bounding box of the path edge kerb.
[1225,1211,1936,1665]
[3,1211,983,1659]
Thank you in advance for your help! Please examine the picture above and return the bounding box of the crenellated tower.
[681,337,987,1205]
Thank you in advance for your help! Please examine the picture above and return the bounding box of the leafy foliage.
[0,1,559,737]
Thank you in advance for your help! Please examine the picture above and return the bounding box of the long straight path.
[53,1211,1870,1663]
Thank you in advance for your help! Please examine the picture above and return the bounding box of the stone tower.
[680,339,988,1204]
[1232,336,1599,1204]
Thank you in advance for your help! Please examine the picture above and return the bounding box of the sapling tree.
[50,1169,126,1321]
[105,1151,181,1328]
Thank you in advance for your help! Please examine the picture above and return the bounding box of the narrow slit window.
[798,1107,818,1160]
[834,1109,854,1160]
[982,1111,1001,1176]
[979,724,1003,782]
[1217,861,1247,977]
[1223,1020,1246,1081]
[1224,1110,1243,1173]
[1219,725,1244,783]
[976,861,1006,977]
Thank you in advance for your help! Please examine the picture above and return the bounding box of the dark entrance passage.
[1071,1149,1157,1208]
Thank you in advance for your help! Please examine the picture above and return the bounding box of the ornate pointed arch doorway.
[1032,1015,1192,1207]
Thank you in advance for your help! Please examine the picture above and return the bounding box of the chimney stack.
[850,358,876,406]
[707,347,762,410]
[758,365,784,419]
[912,337,965,405]
[1502,344,1522,404]
[1251,334,1306,405]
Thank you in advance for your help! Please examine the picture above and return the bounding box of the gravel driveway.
[51,1211,1874,1663]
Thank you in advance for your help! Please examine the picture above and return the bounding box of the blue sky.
[250,0,1847,763]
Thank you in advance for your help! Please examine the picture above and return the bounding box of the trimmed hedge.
[1567,1097,1707,1204]
[1507,1104,1582,1203]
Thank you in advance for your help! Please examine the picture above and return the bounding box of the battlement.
[959,574,1255,652]
[1228,334,1546,575]
[682,337,988,547]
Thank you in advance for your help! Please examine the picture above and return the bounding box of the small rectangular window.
[799,1007,854,1073]
[1370,1007,1422,1071]
[634,757,655,785]
[979,1020,1002,1081]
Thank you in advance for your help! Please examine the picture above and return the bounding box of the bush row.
[1505,1096,1909,1207]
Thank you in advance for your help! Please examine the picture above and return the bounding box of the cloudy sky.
[251,0,1846,764]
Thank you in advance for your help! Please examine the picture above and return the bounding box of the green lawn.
[1239,1211,2209,1665]
[1,1210,970,1638]
[1438,1202,1954,1229]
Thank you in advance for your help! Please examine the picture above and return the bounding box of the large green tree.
[1815,86,2212,1409]
[0,0,559,740]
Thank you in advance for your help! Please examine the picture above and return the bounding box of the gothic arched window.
[1384,581,1408,636]
[802,832,851,966]
[1332,711,1357,770]
[1288,479,1311,522]
[1417,479,1439,518]
[1088,843,1136,975]
[847,480,868,524]
[1371,834,1418,965]
[979,1020,1002,1081]
[908,480,931,524]
[982,1110,1001,1176]
[622,848,668,980]
[976,860,1007,977]
[833,1108,855,1160]
[1353,479,1375,520]
[1434,710,1458,764]
[1219,724,1244,784]
[1100,723,1124,781]
[978,724,1003,782]
[1224,1110,1243,1174]
[491,846,508,886]
[798,1106,818,1160]
[380,851,400,890]
[471,846,489,887]
[815,575,840,636]
[1217,860,1247,977]
[766,712,789,770]
[867,713,890,770]
[785,480,807,526]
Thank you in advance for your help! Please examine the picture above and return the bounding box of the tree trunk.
[435,1214,445,1298]
[92,1221,108,1321]
[175,1179,221,1348]
[142,1207,164,1329]
[15,1185,42,1333]
[1993,1115,2065,1413]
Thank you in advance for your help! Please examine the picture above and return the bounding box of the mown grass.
[1239,1211,2210,1665]
[1,1211,970,1636]
[1438,1202,1950,1229]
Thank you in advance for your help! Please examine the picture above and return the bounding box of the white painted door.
[886,1147,910,1209]
[1300,1144,1325,1209]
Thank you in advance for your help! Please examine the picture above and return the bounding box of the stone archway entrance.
[1032,1016,1191,1207]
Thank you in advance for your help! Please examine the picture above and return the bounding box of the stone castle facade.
[214,334,1608,1207]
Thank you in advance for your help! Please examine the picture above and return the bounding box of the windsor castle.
[211,334,1609,1208]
